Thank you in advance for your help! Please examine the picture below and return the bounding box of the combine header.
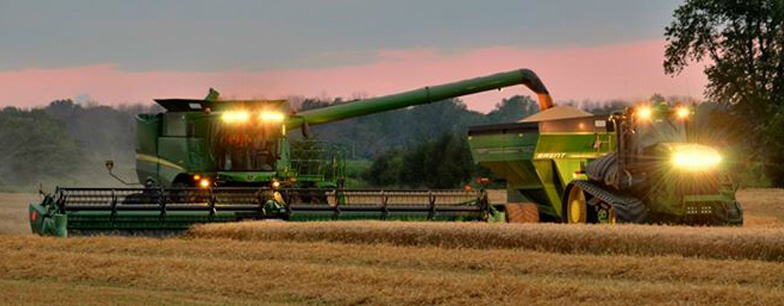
[30,187,487,236]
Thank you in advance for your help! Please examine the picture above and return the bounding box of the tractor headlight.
[221,111,250,123]
[675,107,691,119]
[670,144,722,171]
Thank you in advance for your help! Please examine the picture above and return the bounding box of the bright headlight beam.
[675,107,690,119]
[199,178,211,188]
[259,112,285,122]
[636,106,652,120]
[671,145,722,171]
[221,112,250,123]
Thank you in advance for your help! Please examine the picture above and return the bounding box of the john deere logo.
[535,153,567,159]
[246,174,254,180]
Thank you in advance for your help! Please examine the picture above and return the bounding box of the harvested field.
[3,235,784,306]
[736,188,784,227]
[0,193,36,234]
[191,221,784,261]
[1,189,784,305]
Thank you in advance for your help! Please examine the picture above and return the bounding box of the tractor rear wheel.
[565,185,588,223]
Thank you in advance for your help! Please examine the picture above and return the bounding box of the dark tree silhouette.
[664,0,784,186]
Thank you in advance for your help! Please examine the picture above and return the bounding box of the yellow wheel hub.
[567,186,587,223]
[607,208,617,224]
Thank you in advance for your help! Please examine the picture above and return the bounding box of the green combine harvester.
[29,68,741,237]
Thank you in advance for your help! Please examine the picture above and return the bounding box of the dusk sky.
[0,0,705,112]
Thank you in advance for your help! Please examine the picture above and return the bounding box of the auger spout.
[287,68,553,129]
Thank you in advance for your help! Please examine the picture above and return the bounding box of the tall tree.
[664,0,784,185]
[485,95,540,123]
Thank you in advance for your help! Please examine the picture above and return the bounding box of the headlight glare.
[671,144,722,171]
[221,111,250,123]
[259,112,285,122]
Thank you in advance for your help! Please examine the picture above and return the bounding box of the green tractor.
[468,102,743,225]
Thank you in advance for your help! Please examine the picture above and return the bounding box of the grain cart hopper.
[30,68,555,237]
[468,102,743,225]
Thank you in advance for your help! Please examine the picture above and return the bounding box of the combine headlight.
[221,111,250,123]
[671,144,722,171]
[636,106,652,120]
[259,112,285,122]
[199,178,212,188]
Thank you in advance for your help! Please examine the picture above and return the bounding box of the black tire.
[585,152,616,183]
[611,196,649,224]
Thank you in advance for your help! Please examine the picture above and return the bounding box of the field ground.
[1,189,783,305]
[0,193,36,234]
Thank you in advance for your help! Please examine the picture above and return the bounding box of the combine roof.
[519,105,592,122]
[154,99,289,112]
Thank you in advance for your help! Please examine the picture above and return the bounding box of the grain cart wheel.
[505,203,539,223]
[565,185,588,223]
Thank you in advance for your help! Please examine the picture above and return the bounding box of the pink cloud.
[0,39,706,113]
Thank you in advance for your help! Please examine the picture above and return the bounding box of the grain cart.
[30,68,555,236]
[468,102,743,225]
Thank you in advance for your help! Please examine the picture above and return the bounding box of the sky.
[0,0,705,112]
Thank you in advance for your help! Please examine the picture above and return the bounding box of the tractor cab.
[617,102,723,174]
[630,102,689,148]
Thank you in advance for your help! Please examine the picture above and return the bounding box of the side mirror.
[104,160,140,186]
[38,181,45,197]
